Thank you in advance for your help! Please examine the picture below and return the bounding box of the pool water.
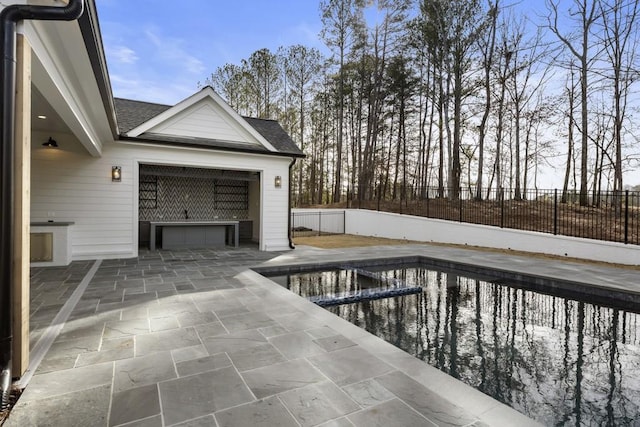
[265,263,640,425]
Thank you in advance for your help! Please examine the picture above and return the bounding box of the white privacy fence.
[291,208,640,266]
[291,209,345,236]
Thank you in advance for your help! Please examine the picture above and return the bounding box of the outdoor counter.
[149,221,239,250]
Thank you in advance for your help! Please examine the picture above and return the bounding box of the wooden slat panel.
[13,35,31,376]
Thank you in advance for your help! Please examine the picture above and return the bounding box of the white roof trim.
[125,86,278,152]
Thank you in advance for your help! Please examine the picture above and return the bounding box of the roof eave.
[77,0,119,139]
[117,135,306,159]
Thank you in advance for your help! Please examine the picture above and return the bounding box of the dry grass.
[293,234,419,248]
[293,234,640,271]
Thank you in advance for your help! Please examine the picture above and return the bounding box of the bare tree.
[561,63,578,203]
[598,0,640,193]
[418,0,489,199]
[320,0,366,203]
[475,0,499,200]
[239,49,282,119]
[447,0,488,199]
[547,0,600,206]
[204,63,246,113]
[416,0,449,197]
[493,29,512,195]
[504,16,552,199]
[282,45,323,205]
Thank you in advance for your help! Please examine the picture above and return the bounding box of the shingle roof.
[114,98,171,134]
[241,117,302,156]
[114,98,304,157]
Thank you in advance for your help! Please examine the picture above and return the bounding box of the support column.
[12,34,30,377]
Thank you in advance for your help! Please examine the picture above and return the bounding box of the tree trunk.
[562,72,576,204]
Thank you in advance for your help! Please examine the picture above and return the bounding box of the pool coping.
[254,253,640,311]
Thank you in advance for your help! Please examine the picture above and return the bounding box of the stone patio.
[6,243,638,426]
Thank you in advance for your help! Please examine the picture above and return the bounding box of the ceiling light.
[37,115,47,119]
[42,137,58,148]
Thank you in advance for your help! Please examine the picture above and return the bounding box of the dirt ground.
[293,234,419,248]
[293,234,640,271]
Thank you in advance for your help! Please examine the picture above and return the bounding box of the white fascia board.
[126,86,278,153]
[114,138,293,166]
[26,20,112,157]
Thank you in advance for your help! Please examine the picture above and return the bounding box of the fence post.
[500,191,504,228]
[426,191,430,217]
[342,210,346,234]
[625,190,629,244]
[318,211,322,237]
[554,189,558,235]
[459,188,463,222]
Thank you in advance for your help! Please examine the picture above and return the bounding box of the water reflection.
[273,267,640,425]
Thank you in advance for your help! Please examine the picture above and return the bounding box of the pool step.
[309,285,423,307]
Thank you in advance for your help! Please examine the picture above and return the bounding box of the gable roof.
[114,88,304,158]
[242,117,303,156]
[114,98,171,134]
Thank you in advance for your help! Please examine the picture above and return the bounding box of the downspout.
[288,158,296,249]
[1,0,84,410]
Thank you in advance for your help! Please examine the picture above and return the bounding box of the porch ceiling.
[31,86,71,134]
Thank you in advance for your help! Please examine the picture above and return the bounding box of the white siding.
[31,131,293,260]
[248,180,261,241]
[149,99,261,147]
[261,171,291,251]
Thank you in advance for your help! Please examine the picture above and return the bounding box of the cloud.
[107,45,138,64]
[101,23,208,105]
[109,74,196,105]
[291,22,323,47]
[144,27,206,75]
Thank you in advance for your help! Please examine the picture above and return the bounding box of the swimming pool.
[263,261,640,425]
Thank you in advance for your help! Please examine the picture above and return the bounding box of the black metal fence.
[291,210,346,237]
[345,187,640,246]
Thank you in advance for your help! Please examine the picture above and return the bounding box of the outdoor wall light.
[274,175,282,188]
[42,137,58,148]
[112,166,122,182]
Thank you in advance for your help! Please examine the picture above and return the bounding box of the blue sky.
[96,0,553,106]
[97,0,325,104]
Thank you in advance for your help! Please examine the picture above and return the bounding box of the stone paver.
[4,384,111,427]
[279,381,360,426]
[175,353,232,377]
[308,346,394,387]
[18,361,112,402]
[109,384,161,427]
[348,398,435,427]
[113,352,176,393]
[214,396,298,427]
[227,342,286,371]
[241,358,326,398]
[11,244,637,426]
[375,370,476,426]
[159,366,254,425]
